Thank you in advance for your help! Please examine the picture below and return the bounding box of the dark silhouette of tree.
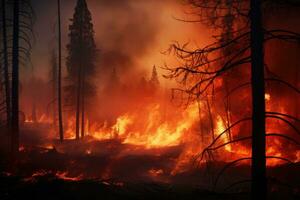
[10,0,34,156]
[149,65,160,88]
[149,65,160,95]
[11,0,20,156]
[1,0,10,128]
[65,0,97,140]
[165,0,300,199]
[250,1,266,199]
[48,49,58,128]
[57,0,64,141]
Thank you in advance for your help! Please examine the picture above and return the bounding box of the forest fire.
[1,0,300,199]
[21,89,299,174]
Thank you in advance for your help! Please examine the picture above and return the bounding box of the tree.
[250,0,266,199]
[165,0,300,199]
[11,0,20,156]
[57,0,64,141]
[1,0,10,128]
[65,0,97,140]
[49,49,58,128]
[149,65,160,90]
[10,0,34,156]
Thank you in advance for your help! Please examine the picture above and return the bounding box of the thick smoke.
[88,0,166,84]
[27,0,176,121]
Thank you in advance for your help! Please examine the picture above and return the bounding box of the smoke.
[79,0,168,84]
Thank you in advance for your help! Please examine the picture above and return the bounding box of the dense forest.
[0,0,300,199]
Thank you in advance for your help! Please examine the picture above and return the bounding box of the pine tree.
[149,65,159,89]
[65,0,97,140]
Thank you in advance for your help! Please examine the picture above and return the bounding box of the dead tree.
[11,0,20,156]
[1,0,10,128]
[57,0,64,141]
[250,0,266,199]
[48,49,58,128]
[165,0,300,199]
[10,0,34,156]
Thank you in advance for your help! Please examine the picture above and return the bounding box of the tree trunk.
[57,0,64,141]
[2,0,10,128]
[81,79,85,138]
[52,51,57,129]
[224,80,232,142]
[11,0,20,157]
[75,6,84,140]
[250,0,267,199]
[75,69,81,140]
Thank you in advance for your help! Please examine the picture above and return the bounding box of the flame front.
[23,89,300,177]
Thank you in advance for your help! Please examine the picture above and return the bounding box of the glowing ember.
[148,169,164,177]
[55,171,83,181]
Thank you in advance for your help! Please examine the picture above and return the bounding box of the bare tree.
[10,0,34,156]
[165,0,300,199]
[250,0,266,199]
[11,0,20,156]
[57,0,64,141]
[48,49,58,129]
[1,0,10,128]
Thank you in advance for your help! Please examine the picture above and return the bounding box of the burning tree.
[65,0,97,140]
[165,0,300,199]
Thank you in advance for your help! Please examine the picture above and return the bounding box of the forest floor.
[0,123,299,199]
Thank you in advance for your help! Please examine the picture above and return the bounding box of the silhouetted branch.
[266,115,300,135]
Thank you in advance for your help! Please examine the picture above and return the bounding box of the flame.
[215,115,232,152]
[55,171,83,181]
[265,93,271,101]
[22,89,299,177]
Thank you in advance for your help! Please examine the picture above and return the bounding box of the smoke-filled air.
[0,0,300,199]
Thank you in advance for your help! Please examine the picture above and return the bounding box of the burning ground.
[1,84,300,199]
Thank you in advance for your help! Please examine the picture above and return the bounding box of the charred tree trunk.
[2,0,10,128]
[81,79,85,138]
[224,80,232,142]
[250,0,267,199]
[75,68,81,140]
[57,0,64,141]
[11,0,19,156]
[51,50,57,129]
